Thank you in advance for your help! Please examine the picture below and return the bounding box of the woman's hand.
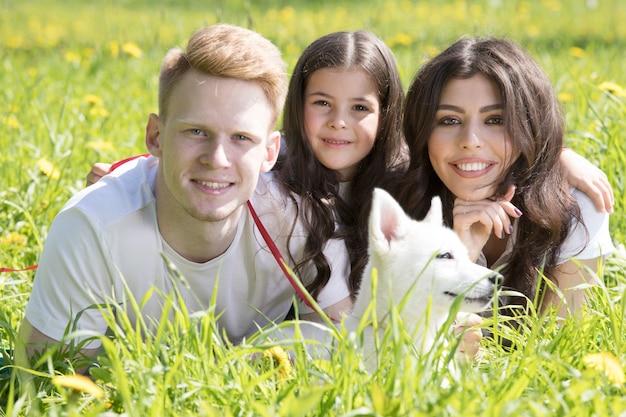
[560,148,614,213]
[452,185,522,261]
[454,312,484,361]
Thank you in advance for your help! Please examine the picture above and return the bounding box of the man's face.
[147,69,279,226]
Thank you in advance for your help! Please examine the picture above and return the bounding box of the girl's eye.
[353,104,368,112]
[313,100,330,107]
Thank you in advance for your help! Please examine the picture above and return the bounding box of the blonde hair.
[158,24,287,125]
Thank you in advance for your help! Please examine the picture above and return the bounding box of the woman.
[395,37,615,319]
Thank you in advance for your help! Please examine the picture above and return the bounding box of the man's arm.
[15,318,100,376]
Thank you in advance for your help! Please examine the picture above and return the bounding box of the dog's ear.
[423,196,444,226]
[369,188,409,250]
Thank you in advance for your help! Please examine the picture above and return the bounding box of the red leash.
[0,265,38,273]
[246,200,317,311]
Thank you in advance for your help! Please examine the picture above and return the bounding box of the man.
[17,24,351,365]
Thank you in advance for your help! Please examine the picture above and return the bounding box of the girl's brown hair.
[279,30,406,299]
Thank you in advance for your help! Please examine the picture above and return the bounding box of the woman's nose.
[458,119,482,149]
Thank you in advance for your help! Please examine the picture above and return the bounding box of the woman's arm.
[543,257,602,318]
[560,148,614,213]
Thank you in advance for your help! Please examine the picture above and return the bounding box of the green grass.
[1,0,626,415]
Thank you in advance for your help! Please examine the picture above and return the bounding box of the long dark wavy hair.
[393,37,580,310]
[278,30,406,299]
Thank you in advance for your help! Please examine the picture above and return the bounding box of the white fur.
[345,188,499,364]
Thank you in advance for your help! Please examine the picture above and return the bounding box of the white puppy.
[346,188,500,365]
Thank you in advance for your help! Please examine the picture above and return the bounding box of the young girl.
[394,37,615,319]
[276,30,407,300]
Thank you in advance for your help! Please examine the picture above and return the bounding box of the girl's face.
[428,73,519,201]
[304,68,380,181]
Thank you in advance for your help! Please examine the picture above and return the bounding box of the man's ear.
[145,113,162,157]
[261,130,281,172]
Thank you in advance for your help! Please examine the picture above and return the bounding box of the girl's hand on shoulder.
[452,185,522,261]
[560,148,614,213]
[86,162,112,187]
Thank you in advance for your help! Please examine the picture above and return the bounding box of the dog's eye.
[436,252,453,260]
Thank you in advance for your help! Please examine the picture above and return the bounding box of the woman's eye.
[440,117,460,125]
[486,116,504,125]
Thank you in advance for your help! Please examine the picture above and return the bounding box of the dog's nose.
[489,273,503,288]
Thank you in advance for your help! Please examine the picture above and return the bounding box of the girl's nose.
[328,109,347,129]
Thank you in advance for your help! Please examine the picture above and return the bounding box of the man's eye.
[189,129,205,136]
[234,134,249,141]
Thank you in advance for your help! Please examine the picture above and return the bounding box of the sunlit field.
[1,0,626,415]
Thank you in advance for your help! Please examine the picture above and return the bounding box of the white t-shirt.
[478,188,615,268]
[25,156,350,347]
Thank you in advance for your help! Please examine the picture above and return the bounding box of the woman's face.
[428,73,520,201]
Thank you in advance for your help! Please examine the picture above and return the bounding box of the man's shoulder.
[62,155,158,226]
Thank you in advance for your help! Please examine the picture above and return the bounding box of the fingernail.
[501,230,506,239]
[514,208,523,216]
[509,224,514,234]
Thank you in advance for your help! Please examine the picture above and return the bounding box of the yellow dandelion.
[542,0,562,12]
[1,232,27,246]
[108,41,120,58]
[87,141,115,152]
[278,6,296,23]
[598,81,625,97]
[84,94,103,107]
[5,34,23,49]
[263,346,293,379]
[52,374,104,398]
[89,107,110,117]
[583,352,625,385]
[526,25,540,38]
[558,92,574,103]
[37,157,60,179]
[122,42,142,58]
[64,50,81,64]
[6,114,20,129]
[387,33,412,48]
[570,46,585,58]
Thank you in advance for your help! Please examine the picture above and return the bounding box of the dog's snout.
[488,273,503,288]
